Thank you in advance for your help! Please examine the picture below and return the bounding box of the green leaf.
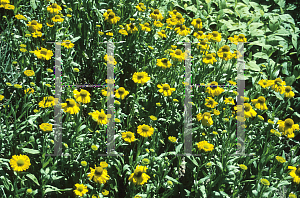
[279,14,294,24]
[42,157,52,169]
[245,61,260,72]
[253,52,269,59]
[22,148,40,154]
[175,143,183,154]
[30,0,37,10]
[26,174,40,186]
[71,36,81,43]
[285,75,295,86]
[292,33,298,50]
[186,155,199,167]
[274,91,284,100]
[248,22,264,30]
[165,175,180,184]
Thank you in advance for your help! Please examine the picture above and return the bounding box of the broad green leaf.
[30,0,37,10]
[26,174,40,186]
[71,36,81,43]
[248,22,264,30]
[285,75,295,86]
[253,52,269,59]
[292,33,298,50]
[245,61,260,71]
[22,148,40,154]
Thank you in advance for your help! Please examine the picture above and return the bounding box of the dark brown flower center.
[212,32,218,37]
[66,100,75,107]
[244,103,251,111]
[257,97,265,104]
[163,85,169,90]
[222,45,230,52]
[175,50,181,55]
[196,19,201,24]
[285,86,291,92]
[162,58,168,64]
[134,170,143,177]
[94,167,103,176]
[285,119,294,127]
[80,90,87,97]
[137,74,143,80]
[142,126,149,132]
[118,88,124,95]
[77,186,83,192]
[154,9,159,14]
[108,12,115,19]
[180,25,185,30]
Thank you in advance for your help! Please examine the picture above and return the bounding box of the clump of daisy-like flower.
[24,70,35,77]
[150,9,164,20]
[205,81,224,97]
[73,183,88,197]
[191,18,203,29]
[9,154,31,172]
[196,112,213,127]
[157,83,176,97]
[277,118,299,139]
[128,165,150,185]
[103,9,120,24]
[288,165,300,184]
[47,3,62,14]
[121,131,136,143]
[170,49,186,62]
[243,103,257,118]
[89,109,108,125]
[61,99,80,114]
[73,89,91,104]
[88,165,110,184]
[136,3,146,12]
[205,97,218,108]
[251,96,268,110]
[39,123,53,132]
[132,72,151,84]
[115,87,129,100]
[137,124,154,138]
[228,34,247,44]
[61,40,74,49]
[197,140,214,152]
[38,96,58,108]
[33,47,53,60]
[156,58,172,69]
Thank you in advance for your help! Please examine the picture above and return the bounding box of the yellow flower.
[174,25,191,36]
[52,15,64,23]
[156,103,161,106]
[121,131,136,143]
[244,103,257,118]
[217,45,233,61]
[275,156,286,163]
[224,97,235,105]
[208,31,222,42]
[73,89,91,104]
[205,81,224,97]
[115,87,129,100]
[196,112,213,127]
[104,10,120,24]
[119,29,128,36]
[269,78,286,94]
[126,23,138,34]
[38,96,58,108]
[228,34,247,44]
[140,22,152,32]
[46,22,54,27]
[33,47,53,60]
[261,178,270,186]
[98,31,104,35]
[283,86,295,98]
[289,193,297,198]
[228,80,236,85]
[268,119,274,125]
[0,95,4,101]
[47,3,62,14]
[149,115,157,121]
[258,115,264,121]
[168,136,177,143]
[61,99,80,114]
[66,14,72,17]
[156,58,172,69]
[39,123,53,132]
[205,97,218,108]
[197,140,214,152]
[102,189,109,196]
[14,84,22,89]
[100,161,108,168]
[89,109,108,125]
[31,31,42,38]
[24,70,35,77]
[239,164,248,170]
[61,40,74,49]
[202,53,217,64]
[91,145,98,151]
[137,124,154,138]
[104,54,117,65]
[213,109,220,115]
[191,18,203,29]
[73,184,88,197]
[73,68,79,72]
[9,154,31,172]
[288,166,300,184]
[4,4,14,10]
[15,14,26,20]
[154,20,163,27]
[277,118,299,139]
[88,165,110,184]
[157,30,167,38]
[128,165,150,185]
[132,72,151,84]
[136,3,146,12]
[20,48,27,52]
[170,49,186,62]
[258,79,272,88]
[47,68,53,73]
[150,9,164,20]
[173,99,179,102]
[251,96,268,110]
[81,161,87,166]
[171,13,185,25]
[157,83,176,97]
[106,32,113,36]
